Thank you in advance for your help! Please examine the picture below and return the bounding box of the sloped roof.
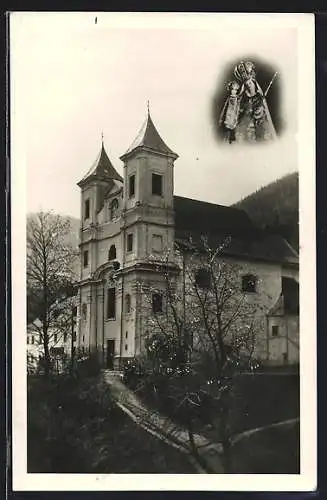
[174,196,253,235]
[174,196,299,266]
[120,113,178,160]
[78,143,123,187]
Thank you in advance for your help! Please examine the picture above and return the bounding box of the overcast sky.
[11,13,300,218]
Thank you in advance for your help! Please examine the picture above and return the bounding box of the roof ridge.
[173,195,246,212]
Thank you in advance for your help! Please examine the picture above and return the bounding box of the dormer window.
[110,198,119,220]
[152,173,163,196]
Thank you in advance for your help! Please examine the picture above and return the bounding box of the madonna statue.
[219,60,277,144]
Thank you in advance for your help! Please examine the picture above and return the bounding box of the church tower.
[120,108,178,264]
[118,109,179,359]
[77,140,123,278]
[77,141,123,355]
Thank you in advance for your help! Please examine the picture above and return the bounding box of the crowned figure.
[219,60,277,144]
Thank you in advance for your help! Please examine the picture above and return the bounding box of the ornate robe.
[219,79,276,144]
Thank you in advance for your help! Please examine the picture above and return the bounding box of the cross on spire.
[101,131,104,146]
[147,100,150,116]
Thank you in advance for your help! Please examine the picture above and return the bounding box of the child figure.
[219,80,241,144]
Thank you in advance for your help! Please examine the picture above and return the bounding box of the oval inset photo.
[213,56,283,145]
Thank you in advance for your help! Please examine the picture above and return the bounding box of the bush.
[122,357,146,388]
[74,351,102,378]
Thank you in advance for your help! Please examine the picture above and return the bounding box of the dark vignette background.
[212,56,283,142]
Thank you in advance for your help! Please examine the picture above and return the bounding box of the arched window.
[125,294,131,314]
[108,244,116,261]
[242,274,257,293]
[110,198,119,220]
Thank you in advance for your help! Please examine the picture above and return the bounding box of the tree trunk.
[43,326,51,378]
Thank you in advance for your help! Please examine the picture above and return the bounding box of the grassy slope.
[231,420,300,473]
[27,373,194,474]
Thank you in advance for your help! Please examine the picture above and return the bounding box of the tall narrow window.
[242,274,257,293]
[108,244,116,261]
[82,303,87,321]
[127,233,133,252]
[84,199,90,220]
[195,268,211,289]
[129,174,135,198]
[53,333,58,343]
[107,288,116,319]
[83,250,89,267]
[152,234,163,253]
[152,293,163,313]
[27,336,30,345]
[125,294,131,313]
[110,198,119,220]
[152,173,163,196]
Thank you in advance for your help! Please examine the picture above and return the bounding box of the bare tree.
[27,211,78,376]
[134,236,266,472]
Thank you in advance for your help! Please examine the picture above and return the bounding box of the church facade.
[77,112,299,369]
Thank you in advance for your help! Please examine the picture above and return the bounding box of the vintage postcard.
[10,12,316,491]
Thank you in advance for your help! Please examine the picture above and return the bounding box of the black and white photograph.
[10,12,316,491]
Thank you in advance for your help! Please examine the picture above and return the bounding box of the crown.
[234,60,256,82]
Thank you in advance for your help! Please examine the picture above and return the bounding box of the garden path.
[102,370,224,473]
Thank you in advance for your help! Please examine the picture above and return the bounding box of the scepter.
[264,71,278,97]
